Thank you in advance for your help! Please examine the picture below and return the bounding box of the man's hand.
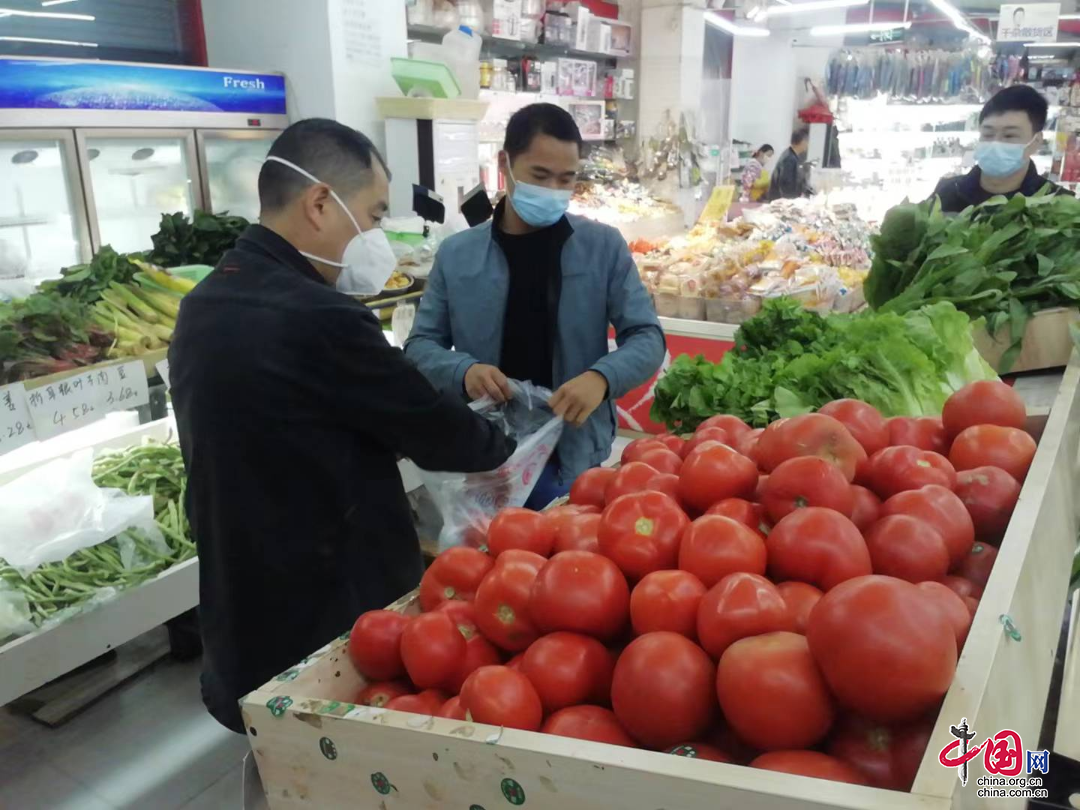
[465,363,513,403]
[550,371,608,427]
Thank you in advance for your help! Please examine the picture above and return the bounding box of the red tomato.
[598,491,690,580]
[681,429,731,460]
[529,551,631,641]
[705,498,766,535]
[645,472,682,504]
[939,574,978,600]
[818,399,889,457]
[667,743,732,762]
[751,419,787,469]
[736,428,764,460]
[434,598,477,629]
[698,414,753,440]
[917,581,973,651]
[473,549,546,651]
[400,611,466,689]
[418,547,494,612]
[850,485,882,533]
[766,507,872,591]
[826,714,934,791]
[963,596,980,617]
[547,503,600,533]
[386,689,447,715]
[505,652,525,671]
[806,575,958,723]
[356,681,411,708]
[754,414,867,483]
[887,416,948,454]
[717,632,835,751]
[865,446,956,499]
[955,467,1021,543]
[880,485,974,568]
[752,474,768,502]
[656,433,687,456]
[570,467,617,509]
[521,631,615,713]
[637,447,684,476]
[605,461,663,503]
[553,512,602,554]
[630,570,707,639]
[460,665,543,731]
[760,456,854,524]
[678,514,767,587]
[611,631,717,749]
[621,438,669,465]
[776,581,823,634]
[541,705,637,747]
[865,515,950,583]
[751,751,869,785]
[678,443,759,512]
[955,541,998,593]
[347,610,410,681]
[950,425,1037,483]
[487,508,556,558]
[942,380,1027,439]
[445,624,503,694]
[437,695,468,720]
[697,572,792,659]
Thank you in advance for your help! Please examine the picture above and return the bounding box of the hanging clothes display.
[825,48,994,102]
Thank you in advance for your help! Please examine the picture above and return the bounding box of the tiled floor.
[0,646,250,810]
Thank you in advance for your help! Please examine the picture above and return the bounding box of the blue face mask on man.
[507,164,572,228]
[975,136,1037,178]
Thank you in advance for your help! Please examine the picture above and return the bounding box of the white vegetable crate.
[241,357,1080,810]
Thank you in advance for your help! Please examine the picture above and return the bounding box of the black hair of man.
[258,118,390,213]
[503,103,583,161]
[979,85,1048,133]
[791,129,809,147]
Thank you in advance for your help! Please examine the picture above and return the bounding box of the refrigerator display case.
[0,57,289,280]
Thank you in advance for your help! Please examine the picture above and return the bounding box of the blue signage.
[0,58,286,115]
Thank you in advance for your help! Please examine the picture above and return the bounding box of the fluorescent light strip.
[0,35,97,47]
[0,6,93,19]
[1023,41,1080,47]
[810,21,912,36]
[759,0,867,19]
[704,11,770,37]
[41,0,79,5]
[928,0,991,44]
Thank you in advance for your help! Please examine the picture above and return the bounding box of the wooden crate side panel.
[912,358,1080,807]
[242,694,947,810]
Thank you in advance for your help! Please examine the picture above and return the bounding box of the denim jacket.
[404,214,665,479]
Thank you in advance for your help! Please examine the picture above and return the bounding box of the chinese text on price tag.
[0,383,36,456]
[25,361,150,441]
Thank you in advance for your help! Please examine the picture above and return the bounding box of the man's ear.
[301,184,333,230]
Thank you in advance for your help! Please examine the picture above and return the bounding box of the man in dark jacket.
[931,85,1069,213]
[767,129,811,201]
[169,119,514,733]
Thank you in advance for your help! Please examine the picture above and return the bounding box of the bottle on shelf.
[441,25,483,99]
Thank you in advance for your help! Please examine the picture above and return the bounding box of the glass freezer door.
[197,130,279,223]
[0,130,91,279]
[77,129,202,255]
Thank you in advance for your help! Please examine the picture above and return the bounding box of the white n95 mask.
[264,155,396,294]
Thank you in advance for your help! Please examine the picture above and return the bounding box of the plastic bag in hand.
[417,379,564,552]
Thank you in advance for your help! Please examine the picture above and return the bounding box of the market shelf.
[406,24,627,61]
[20,347,168,392]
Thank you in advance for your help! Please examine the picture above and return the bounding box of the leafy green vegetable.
[650,297,996,431]
[38,245,142,305]
[866,191,1080,371]
[0,292,112,383]
[148,210,249,268]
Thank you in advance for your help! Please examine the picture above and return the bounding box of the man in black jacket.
[767,129,811,201]
[169,119,515,734]
[931,85,1069,213]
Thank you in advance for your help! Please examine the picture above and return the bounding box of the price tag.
[155,358,171,391]
[25,361,150,441]
[0,383,37,456]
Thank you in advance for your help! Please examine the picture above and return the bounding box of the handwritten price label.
[0,383,37,456]
[25,361,150,441]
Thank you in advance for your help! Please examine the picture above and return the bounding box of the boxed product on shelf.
[491,0,523,40]
[557,57,597,97]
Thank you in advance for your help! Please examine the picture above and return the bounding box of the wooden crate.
[974,307,1080,374]
[241,357,1080,810]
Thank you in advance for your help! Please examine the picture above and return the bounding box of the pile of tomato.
[346,379,1035,791]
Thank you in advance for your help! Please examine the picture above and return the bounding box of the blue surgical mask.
[975,137,1035,178]
[507,165,572,228]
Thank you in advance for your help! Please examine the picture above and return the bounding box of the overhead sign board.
[997,3,1060,42]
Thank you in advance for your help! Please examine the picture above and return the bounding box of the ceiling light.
[704,11,770,37]
[0,6,93,20]
[810,21,912,36]
[41,0,79,5]
[1023,41,1080,47]
[928,0,990,44]
[0,35,98,47]
[759,0,867,19]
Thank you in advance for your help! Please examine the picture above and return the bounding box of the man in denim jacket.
[405,104,665,507]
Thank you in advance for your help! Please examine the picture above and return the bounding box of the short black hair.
[756,144,774,158]
[258,118,390,212]
[503,103,583,160]
[791,129,809,146]
[980,85,1048,133]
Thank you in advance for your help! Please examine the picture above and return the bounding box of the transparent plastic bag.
[418,380,564,552]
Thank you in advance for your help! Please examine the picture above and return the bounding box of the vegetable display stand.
[974,308,1080,374]
[20,348,167,394]
[240,355,1080,810]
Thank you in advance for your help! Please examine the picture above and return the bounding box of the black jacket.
[767,147,809,201]
[169,225,514,733]
[930,161,1070,213]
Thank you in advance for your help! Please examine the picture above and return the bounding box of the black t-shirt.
[492,200,573,390]
[930,161,1071,213]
